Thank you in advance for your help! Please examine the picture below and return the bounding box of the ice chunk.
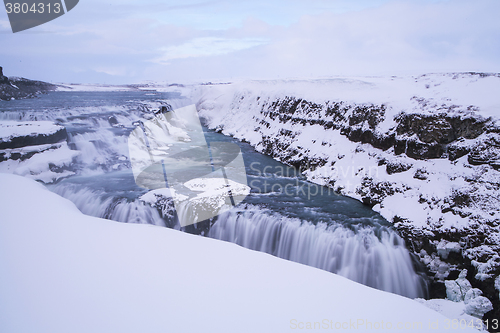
[445,269,472,302]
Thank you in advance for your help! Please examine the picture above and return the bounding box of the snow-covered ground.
[0,121,78,183]
[0,121,63,142]
[194,73,500,315]
[0,173,485,332]
[55,83,137,92]
[56,82,192,98]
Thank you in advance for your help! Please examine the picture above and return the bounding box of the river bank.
[194,73,500,323]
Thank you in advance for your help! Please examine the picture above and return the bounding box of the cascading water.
[209,206,427,299]
[51,183,168,226]
[0,91,428,299]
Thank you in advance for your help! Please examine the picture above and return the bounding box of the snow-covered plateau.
[194,73,500,322]
[0,173,486,332]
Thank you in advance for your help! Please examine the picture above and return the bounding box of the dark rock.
[346,127,362,142]
[0,68,58,101]
[447,142,470,160]
[155,105,173,114]
[413,168,428,180]
[108,116,119,127]
[394,137,444,159]
[468,134,500,168]
[386,161,412,174]
[406,139,444,159]
[371,132,395,151]
[394,113,488,160]
[349,104,386,129]
[0,127,67,150]
[396,114,455,144]
[451,190,472,208]
[0,66,9,84]
[448,116,488,140]
[429,281,447,299]
[356,177,397,206]
[394,138,407,155]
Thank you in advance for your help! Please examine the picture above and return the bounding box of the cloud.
[209,0,500,78]
[152,37,269,63]
[1,0,499,83]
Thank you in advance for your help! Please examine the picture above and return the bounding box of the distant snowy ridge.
[0,174,484,333]
[194,73,500,320]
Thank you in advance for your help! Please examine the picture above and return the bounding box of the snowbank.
[56,82,191,97]
[0,173,483,332]
[0,121,78,183]
[0,121,66,149]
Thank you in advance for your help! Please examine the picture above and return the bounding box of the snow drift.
[0,173,484,332]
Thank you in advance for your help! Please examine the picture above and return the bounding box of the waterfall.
[51,184,168,227]
[208,207,427,299]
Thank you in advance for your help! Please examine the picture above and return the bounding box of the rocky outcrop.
[0,66,57,101]
[0,67,9,84]
[0,123,67,150]
[0,121,78,183]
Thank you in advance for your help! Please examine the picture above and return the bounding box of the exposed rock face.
[0,66,9,84]
[467,134,500,169]
[0,67,57,101]
[250,96,497,169]
[0,125,67,150]
[257,98,500,323]
[197,77,500,327]
[393,113,489,160]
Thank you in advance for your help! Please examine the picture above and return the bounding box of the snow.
[55,83,136,92]
[0,173,483,333]
[56,82,192,97]
[0,120,78,183]
[0,142,79,183]
[437,241,462,260]
[446,270,472,302]
[415,299,481,326]
[193,74,500,122]
[0,121,63,142]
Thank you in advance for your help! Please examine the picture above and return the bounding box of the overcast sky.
[1,0,499,84]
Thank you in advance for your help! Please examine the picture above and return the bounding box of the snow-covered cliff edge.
[1,173,485,333]
[195,73,500,321]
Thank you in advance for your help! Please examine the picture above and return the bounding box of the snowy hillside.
[195,73,500,319]
[0,173,485,333]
